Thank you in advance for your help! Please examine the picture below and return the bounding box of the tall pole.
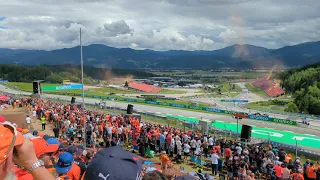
[236,117,239,139]
[80,28,86,147]
[295,138,298,158]
[80,28,85,109]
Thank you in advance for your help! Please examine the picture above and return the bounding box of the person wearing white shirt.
[203,136,208,143]
[26,115,31,130]
[92,131,97,145]
[183,142,191,160]
[211,151,219,176]
[190,138,196,155]
[195,139,202,156]
[170,138,175,157]
[183,134,188,143]
[32,110,36,118]
[176,139,182,160]
[236,145,242,155]
[208,136,214,150]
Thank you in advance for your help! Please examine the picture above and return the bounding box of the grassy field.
[218,83,242,97]
[7,82,61,92]
[245,83,269,98]
[247,100,290,113]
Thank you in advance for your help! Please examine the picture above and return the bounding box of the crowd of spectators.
[0,97,319,180]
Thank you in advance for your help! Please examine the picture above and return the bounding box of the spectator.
[26,115,31,130]
[211,149,219,176]
[0,122,55,180]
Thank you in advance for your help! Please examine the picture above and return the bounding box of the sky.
[0,0,319,51]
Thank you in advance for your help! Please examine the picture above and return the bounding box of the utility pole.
[80,28,86,147]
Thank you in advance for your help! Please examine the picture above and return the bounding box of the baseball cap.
[46,138,61,145]
[55,152,74,173]
[30,138,59,157]
[0,121,25,163]
[66,145,78,155]
[84,146,142,180]
[32,130,38,136]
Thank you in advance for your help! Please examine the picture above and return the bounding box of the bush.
[145,96,157,102]
[284,102,299,113]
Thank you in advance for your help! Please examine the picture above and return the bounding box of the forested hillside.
[280,62,320,114]
[0,64,153,84]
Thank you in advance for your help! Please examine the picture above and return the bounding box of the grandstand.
[252,77,284,97]
[129,83,163,93]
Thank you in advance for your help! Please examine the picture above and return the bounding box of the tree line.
[0,64,154,84]
[280,61,320,115]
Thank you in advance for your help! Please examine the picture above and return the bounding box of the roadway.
[0,84,319,137]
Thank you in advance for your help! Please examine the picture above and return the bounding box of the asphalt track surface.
[0,84,319,151]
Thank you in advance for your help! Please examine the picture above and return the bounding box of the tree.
[45,73,63,83]
[124,81,129,88]
[284,102,299,113]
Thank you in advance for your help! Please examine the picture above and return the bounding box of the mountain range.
[0,41,319,69]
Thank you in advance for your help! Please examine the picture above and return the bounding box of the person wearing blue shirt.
[160,133,165,151]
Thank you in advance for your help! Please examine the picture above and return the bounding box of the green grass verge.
[7,82,61,92]
[247,100,291,113]
[6,82,186,95]
[245,83,269,98]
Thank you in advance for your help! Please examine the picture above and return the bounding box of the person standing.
[53,125,59,138]
[41,115,46,131]
[26,115,31,130]
[211,149,219,176]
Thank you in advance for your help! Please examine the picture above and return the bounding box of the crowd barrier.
[53,93,297,126]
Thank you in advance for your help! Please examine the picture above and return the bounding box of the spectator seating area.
[129,83,163,93]
[252,77,285,97]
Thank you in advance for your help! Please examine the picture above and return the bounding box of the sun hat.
[55,152,74,173]
[30,138,59,157]
[84,146,142,180]
[0,121,25,163]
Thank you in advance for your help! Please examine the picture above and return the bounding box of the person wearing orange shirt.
[306,162,316,180]
[55,152,81,180]
[274,164,283,180]
[291,169,304,180]
[160,151,171,171]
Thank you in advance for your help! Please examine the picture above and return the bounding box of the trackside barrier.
[47,93,297,126]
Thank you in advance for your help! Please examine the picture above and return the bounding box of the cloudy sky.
[0,0,319,51]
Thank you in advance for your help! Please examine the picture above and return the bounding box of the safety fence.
[46,92,297,126]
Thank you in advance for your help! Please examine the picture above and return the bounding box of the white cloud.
[0,0,319,50]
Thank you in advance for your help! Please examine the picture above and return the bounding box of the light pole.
[224,124,227,140]
[213,120,216,135]
[80,28,86,147]
[236,117,239,139]
[295,138,298,158]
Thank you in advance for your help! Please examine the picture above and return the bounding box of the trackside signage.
[59,93,298,126]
